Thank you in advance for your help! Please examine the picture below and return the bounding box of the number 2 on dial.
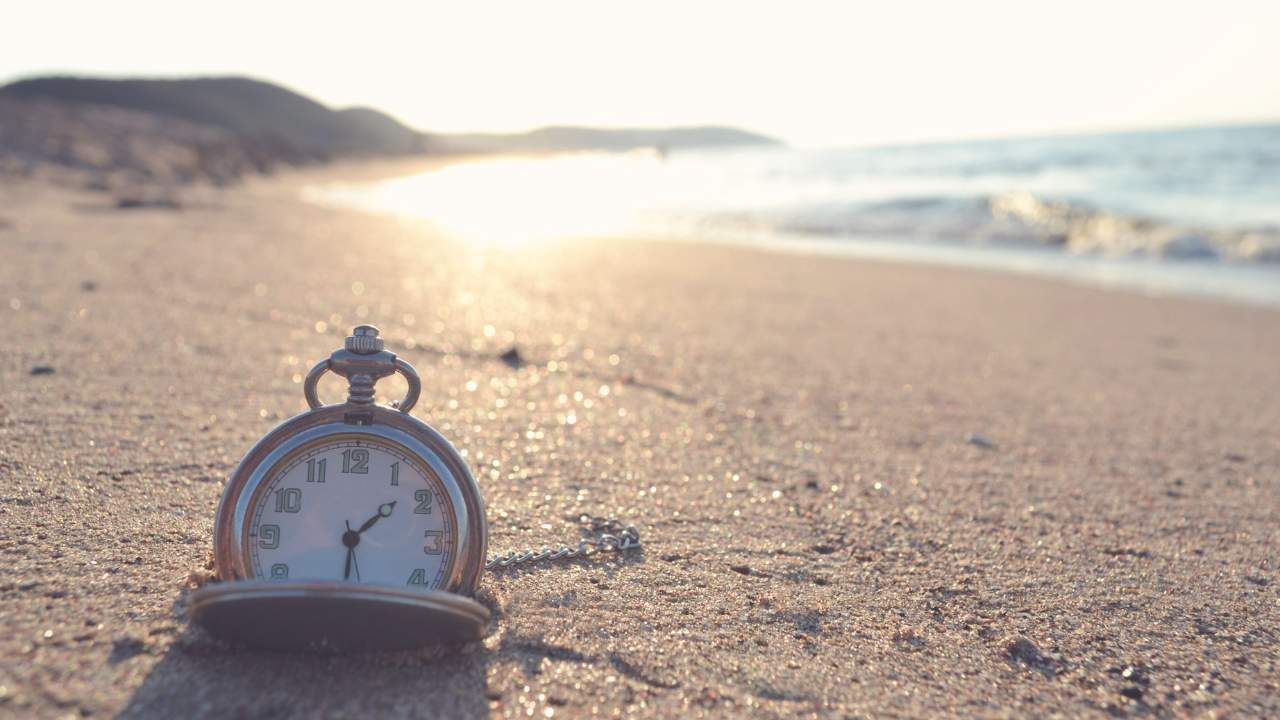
[414,488,432,514]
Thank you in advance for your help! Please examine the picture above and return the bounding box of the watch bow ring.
[301,324,422,413]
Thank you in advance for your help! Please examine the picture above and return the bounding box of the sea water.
[306,123,1280,307]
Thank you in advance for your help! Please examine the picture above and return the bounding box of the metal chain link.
[486,515,641,570]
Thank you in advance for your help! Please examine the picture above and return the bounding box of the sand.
[1,162,1278,718]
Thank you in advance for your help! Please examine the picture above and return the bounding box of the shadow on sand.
[119,550,645,718]
[118,588,498,719]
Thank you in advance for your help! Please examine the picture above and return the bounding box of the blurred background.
[3,0,1279,303]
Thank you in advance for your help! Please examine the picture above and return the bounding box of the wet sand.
[1,164,1278,718]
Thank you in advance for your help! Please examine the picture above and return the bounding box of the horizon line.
[3,70,1277,151]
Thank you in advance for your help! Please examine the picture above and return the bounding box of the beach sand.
[1,162,1278,718]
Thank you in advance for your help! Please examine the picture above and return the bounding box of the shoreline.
[293,155,1280,311]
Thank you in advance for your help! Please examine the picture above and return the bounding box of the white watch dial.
[246,438,457,589]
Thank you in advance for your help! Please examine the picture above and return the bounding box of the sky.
[3,1,1279,147]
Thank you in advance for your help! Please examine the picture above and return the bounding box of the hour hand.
[357,501,396,533]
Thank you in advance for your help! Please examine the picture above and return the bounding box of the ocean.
[306,123,1280,307]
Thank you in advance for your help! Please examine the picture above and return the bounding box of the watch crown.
[345,325,384,354]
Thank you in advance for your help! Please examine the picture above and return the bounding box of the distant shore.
[0,75,780,196]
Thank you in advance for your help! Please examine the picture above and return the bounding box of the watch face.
[242,435,459,590]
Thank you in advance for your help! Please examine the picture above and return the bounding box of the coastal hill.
[1,76,423,158]
[0,76,780,187]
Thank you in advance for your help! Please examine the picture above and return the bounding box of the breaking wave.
[698,192,1280,263]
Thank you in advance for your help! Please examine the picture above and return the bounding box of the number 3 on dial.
[424,530,443,555]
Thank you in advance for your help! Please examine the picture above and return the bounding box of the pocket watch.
[190,325,488,651]
[189,325,640,652]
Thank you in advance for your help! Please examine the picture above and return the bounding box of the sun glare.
[312,152,681,247]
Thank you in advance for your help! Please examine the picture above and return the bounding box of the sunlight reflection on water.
[305,151,686,246]
[303,146,1280,307]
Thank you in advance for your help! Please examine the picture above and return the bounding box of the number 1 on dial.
[390,461,399,486]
